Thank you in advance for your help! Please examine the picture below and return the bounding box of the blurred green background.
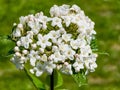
[0,0,120,90]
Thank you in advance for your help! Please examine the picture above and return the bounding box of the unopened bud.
[15,52,21,57]
[22,50,28,55]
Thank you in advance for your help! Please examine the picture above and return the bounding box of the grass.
[0,0,120,90]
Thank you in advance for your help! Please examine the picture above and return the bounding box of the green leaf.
[72,72,87,87]
[0,35,15,58]
[90,38,98,52]
[54,70,63,88]
[24,68,45,90]
[97,51,109,56]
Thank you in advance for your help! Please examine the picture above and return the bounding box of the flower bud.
[15,52,21,57]
[14,46,20,52]
[22,50,28,55]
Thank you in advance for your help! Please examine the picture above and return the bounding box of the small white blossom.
[61,16,71,27]
[70,39,79,49]
[73,57,84,72]
[50,4,70,17]
[37,34,51,49]
[64,47,75,60]
[28,19,42,34]
[70,4,81,14]
[12,28,21,38]
[51,17,62,28]
[10,56,24,69]
[62,33,72,42]
[61,63,73,75]
[49,51,65,62]
[47,30,60,43]
[34,63,44,76]
[35,12,50,29]
[28,50,38,66]
[80,45,92,56]
[19,16,27,25]
[40,54,47,61]
[44,61,56,74]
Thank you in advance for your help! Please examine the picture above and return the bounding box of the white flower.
[51,17,62,28]
[40,54,47,62]
[56,38,63,45]
[61,16,71,27]
[52,46,59,52]
[28,50,38,66]
[50,5,60,17]
[61,63,73,75]
[49,51,65,63]
[28,19,42,34]
[12,28,21,38]
[70,4,81,14]
[70,39,79,50]
[32,62,44,76]
[37,34,51,49]
[20,35,33,49]
[10,55,24,69]
[77,38,87,48]
[58,28,66,35]
[50,4,69,17]
[73,57,84,72]
[64,46,75,60]
[35,12,50,29]
[43,61,56,74]
[84,53,97,72]
[19,16,27,25]
[58,43,68,53]
[35,68,43,77]
[80,45,92,56]
[89,62,97,72]
[35,62,44,76]
[47,30,60,43]
[71,15,79,24]
[62,33,72,42]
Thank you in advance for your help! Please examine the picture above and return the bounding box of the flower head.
[11,4,97,77]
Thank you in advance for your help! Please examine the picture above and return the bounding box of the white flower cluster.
[11,4,97,77]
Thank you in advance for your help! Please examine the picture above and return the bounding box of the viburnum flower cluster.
[11,4,97,77]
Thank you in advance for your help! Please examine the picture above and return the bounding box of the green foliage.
[54,70,63,88]
[90,37,98,52]
[0,35,15,58]
[72,72,87,87]
[24,68,45,90]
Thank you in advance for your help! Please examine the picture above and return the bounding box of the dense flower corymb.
[11,4,98,77]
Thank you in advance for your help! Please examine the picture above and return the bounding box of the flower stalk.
[50,71,54,90]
